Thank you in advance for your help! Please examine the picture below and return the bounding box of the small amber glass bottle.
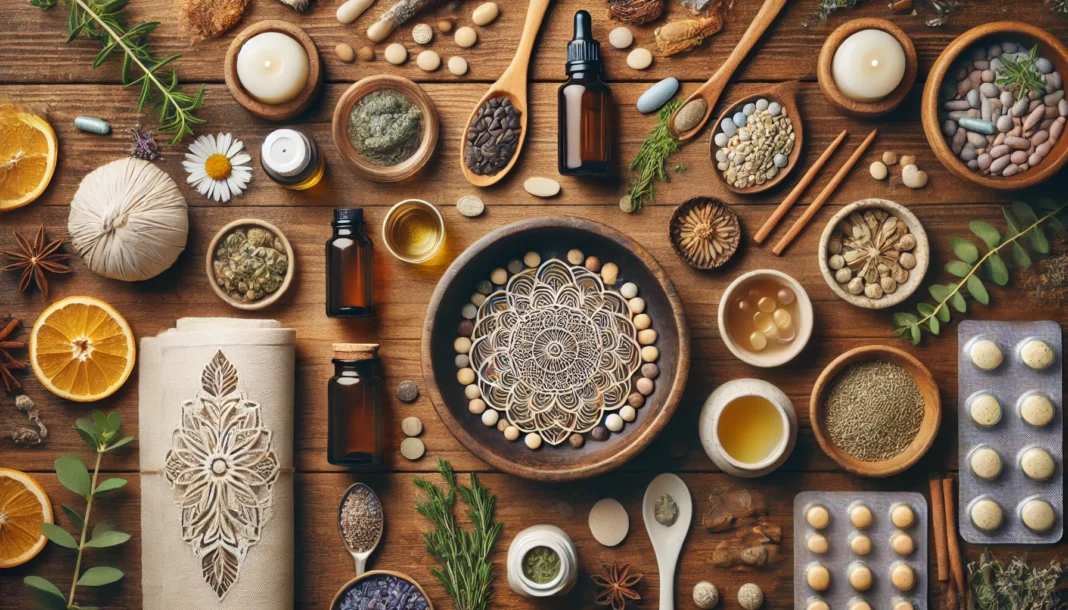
[326,208,375,318]
[328,343,383,467]
[260,128,325,190]
[558,10,612,177]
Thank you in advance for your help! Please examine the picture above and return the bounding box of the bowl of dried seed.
[810,345,941,478]
[206,219,295,310]
[818,198,929,310]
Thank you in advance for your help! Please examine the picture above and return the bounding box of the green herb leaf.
[24,576,67,610]
[1004,207,1022,236]
[60,504,85,530]
[1031,226,1050,254]
[950,238,979,264]
[929,284,952,302]
[945,260,972,277]
[74,420,100,449]
[105,436,134,451]
[909,325,921,345]
[1048,215,1067,234]
[967,275,990,304]
[1036,197,1059,212]
[929,317,940,335]
[1013,241,1033,267]
[936,303,951,323]
[93,478,127,496]
[106,411,121,433]
[56,455,91,498]
[969,221,1001,248]
[986,252,1010,286]
[894,312,919,327]
[92,521,114,539]
[950,291,967,313]
[85,530,130,548]
[1012,201,1039,224]
[76,566,124,587]
[41,523,79,549]
[91,411,109,435]
[916,303,935,317]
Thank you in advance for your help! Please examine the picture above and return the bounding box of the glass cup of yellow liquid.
[381,199,445,264]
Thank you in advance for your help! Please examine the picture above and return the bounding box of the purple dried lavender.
[130,126,163,161]
[338,574,429,610]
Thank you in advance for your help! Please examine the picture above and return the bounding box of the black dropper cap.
[566,10,601,75]
[333,208,364,225]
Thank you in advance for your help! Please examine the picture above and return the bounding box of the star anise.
[592,562,643,610]
[0,317,28,393]
[1,225,71,297]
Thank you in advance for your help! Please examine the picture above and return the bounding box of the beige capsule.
[472,2,499,25]
[455,26,478,48]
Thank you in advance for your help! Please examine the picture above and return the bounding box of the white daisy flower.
[182,133,252,202]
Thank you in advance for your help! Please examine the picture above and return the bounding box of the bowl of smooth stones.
[710,95,798,194]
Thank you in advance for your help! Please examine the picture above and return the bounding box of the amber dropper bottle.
[326,208,375,318]
[558,10,613,177]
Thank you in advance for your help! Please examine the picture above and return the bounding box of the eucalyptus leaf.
[106,436,134,451]
[929,284,952,302]
[950,291,967,313]
[967,275,990,305]
[1036,197,1059,212]
[935,303,951,323]
[969,221,1001,248]
[91,411,109,435]
[24,576,67,610]
[916,303,935,317]
[106,411,121,434]
[1003,207,1021,236]
[1030,225,1050,254]
[85,530,131,548]
[893,327,911,339]
[1012,201,1038,224]
[76,566,124,587]
[60,504,85,530]
[894,312,919,327]
[1049,215,1067,235]
[986,252,1009,286]
[909,325,921,345]
[93,478,127,496]
[92,521,115,539]
[1012,242,1032,267]
[945,260,972,277]
[950,237,979,264]
[74,427,98,449]
[929,317,940,335]
[41,522,79,549]
[56,455,91,498]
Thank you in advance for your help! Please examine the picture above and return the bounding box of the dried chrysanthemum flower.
[669,197,740,270]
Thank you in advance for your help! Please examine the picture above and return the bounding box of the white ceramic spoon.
[338,482,383,576]
[642,473,693,610]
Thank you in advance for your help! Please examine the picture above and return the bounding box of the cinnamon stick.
[942,477,967,601]
[772,128,877,256]
[929,478,950,581]
[754,129,847,244]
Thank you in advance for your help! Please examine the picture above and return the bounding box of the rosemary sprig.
[30,0,206,143]
[413,458,502,610]
[892,199,1068,344]
[626,99,683,213]
[996,45,1047,102]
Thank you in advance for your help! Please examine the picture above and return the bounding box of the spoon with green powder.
[642,473,693,610]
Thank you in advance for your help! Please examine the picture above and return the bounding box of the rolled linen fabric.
[139,318,295,609]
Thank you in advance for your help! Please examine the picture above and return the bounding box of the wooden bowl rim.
[329,570,435,610]
[716,269,814,368]
[668,196,741,270]
[817,198,930,310]
[331,75,440,183]
[224,20,322,121]
[817,18,919,118]
[459,87,529,187]
[420,216,691,481]
[921,21,1068,191]
[707,82,804,195]
[205,218,295,311]
[809,344,942,477]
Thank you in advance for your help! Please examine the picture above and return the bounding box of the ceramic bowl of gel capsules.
[718,269,813,368]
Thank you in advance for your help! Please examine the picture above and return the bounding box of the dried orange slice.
[30,296,136,402]
[0,109,58,212]
[0,468,53,568]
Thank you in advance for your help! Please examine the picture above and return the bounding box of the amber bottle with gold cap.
[328,343,383,467]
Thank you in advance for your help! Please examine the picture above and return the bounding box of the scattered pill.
[401,416,423,437]
[412,23,433,44]
[396,381,419,403]
[523,176,560,197]
[455,26,478,48]
[358,46,375,61]
[400,437,425,460]
[609,26,633,49]
[384,43,408,65]
[335,43,355,62]
[417,50,441,71]
[448,56,469,76]
[472,2,499,25]
[73,116,111,135]
[627,48,653,70]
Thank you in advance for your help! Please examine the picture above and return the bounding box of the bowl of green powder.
[332,75,439,182]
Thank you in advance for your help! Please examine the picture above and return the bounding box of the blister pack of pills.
[793,492,928,610]
[958,320,1062,544]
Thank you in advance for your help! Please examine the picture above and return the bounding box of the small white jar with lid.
[506,524,578,598]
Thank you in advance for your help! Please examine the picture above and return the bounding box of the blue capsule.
[73,116,111,135]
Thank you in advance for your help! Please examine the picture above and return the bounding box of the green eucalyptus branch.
[24,411,134,610]
[893,199,1068,344]
[30,0,206,143]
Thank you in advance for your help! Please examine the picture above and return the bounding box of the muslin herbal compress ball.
[68,158,188,282]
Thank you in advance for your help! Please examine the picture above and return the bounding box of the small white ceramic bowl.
[717,269,813,368]
[699,378,798,478]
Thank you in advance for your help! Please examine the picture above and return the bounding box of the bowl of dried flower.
[669,197,741,270]
[818,198,929,310]
[206,219,294,311]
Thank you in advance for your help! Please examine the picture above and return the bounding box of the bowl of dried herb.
[206,219,294,311]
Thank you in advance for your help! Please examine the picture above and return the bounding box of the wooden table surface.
[2,0,1066,608]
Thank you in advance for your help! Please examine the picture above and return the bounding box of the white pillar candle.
[832,29,906,103]
[236,32,310,105]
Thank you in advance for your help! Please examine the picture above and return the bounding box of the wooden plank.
[2,472,1064,610]
[5,0,1067,85]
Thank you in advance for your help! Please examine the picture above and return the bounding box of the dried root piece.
[178,0,249,41]
[654,14,724,56]
[9,393,47,446]
[607,0,664,26]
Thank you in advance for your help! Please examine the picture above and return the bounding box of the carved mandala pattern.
[164,351,280,600]
[469,259,641,445]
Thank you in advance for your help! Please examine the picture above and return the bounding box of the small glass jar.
[326,208,375,318]
[261,128,325,190]
[506,525,578,598]
[328,343,383,467]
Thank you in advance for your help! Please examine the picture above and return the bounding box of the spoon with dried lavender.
[669,0,788,142]
[338,483,384,576]
[642,473,693,610]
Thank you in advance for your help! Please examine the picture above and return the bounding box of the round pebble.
[1019,393,1054,427]
[384,43,408,65]
[497,419,508,432]
[454,337,472,353]
[507,259,524,275]
[457,368,475,385]
[601,263,619,285]
[437,19,453,33]
[891,532,914,555]
[464,384,481,399]
[457,194,485,217]
[455,354,469,368]
[732,112,747,127]
[634,314,651,330]
[400,437,425,460]
[448,56,469,76]
[397,381,420,403]
[636,377,654,395]
[525,433,542,449]
[628,297,646,314]
[640,346,659,362]
[584,256,602,272]
[335,43,355,62]
[412,23,433,44]
[468,399,485,414]
[628,393,644,408]
[455,26,478,48]
[609,26,633,49]
[504,426,520,441]
[882,151,898,165]
[461,303,477,319]
[1020,339,1054,370]
[591,426,609,441]
[870,161,889,180]
[620,282,638,299]
[902,164,928,188]
[627,48,653,70]
[768,102,782,116]
[606,414,624,432]
[620,405,636,422]
[569,433,584,448]
[401,416,423,437]
[490,267,508,285]
[641,363,659,379]
[969,393,1002,427]
[523,251,541,267]
[969,339,1003,370]
[458,320,474,337]
[567,249,584,265]
[417,50,440,71]
[358,46,375,61]
[589,498,630,546]
[774,153,789,168]
[472,1,499,25]
[637,329,657,345]
[481,409,499,427]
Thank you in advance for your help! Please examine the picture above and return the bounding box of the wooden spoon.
[642,473,692,610]
[670,0,788,142]
[459,0,552,187]
[708,81,803,195]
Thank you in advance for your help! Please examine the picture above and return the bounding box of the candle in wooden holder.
[832,29,906,102]
[236,32,310,105]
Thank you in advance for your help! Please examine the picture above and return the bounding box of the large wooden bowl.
[421,217,690,481]
[922,22,1068,190]
[810,345,941,477]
